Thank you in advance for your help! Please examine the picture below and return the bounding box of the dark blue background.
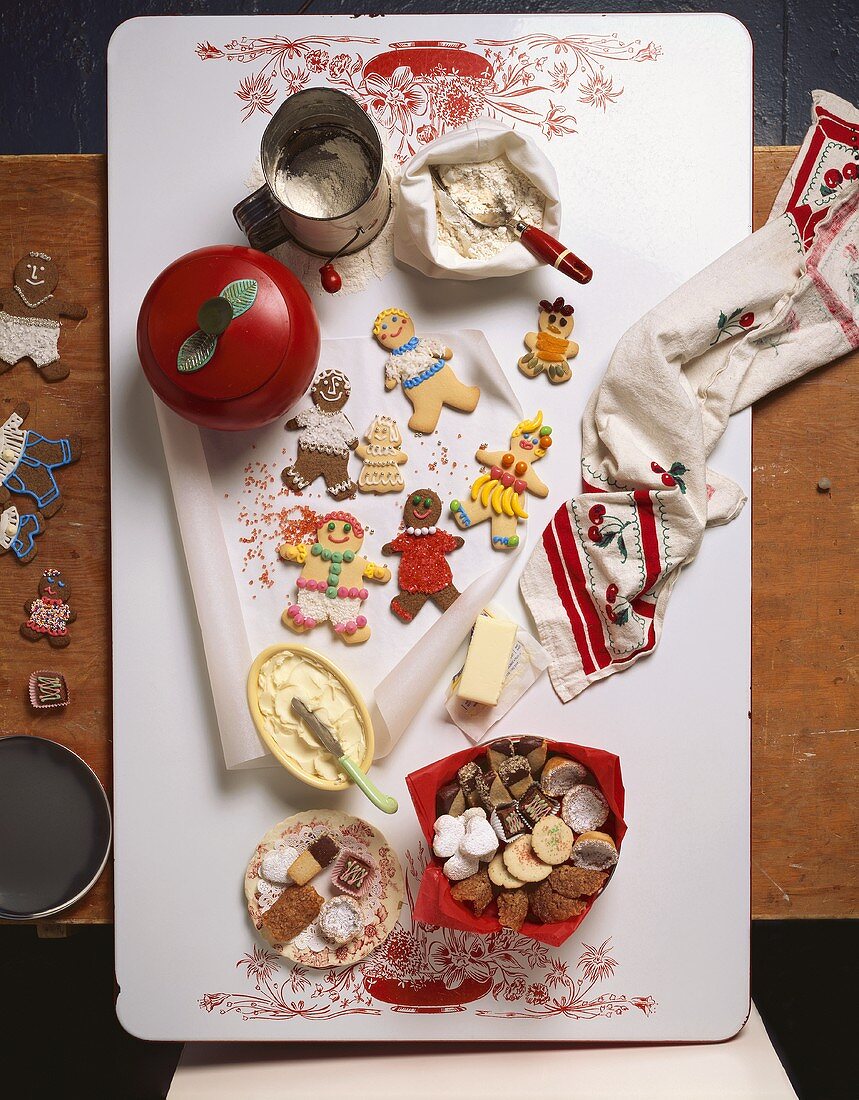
[0,0,857,153]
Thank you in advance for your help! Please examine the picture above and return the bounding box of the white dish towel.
[521,90,859,702]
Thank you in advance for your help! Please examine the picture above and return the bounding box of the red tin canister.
[137,245,320,430]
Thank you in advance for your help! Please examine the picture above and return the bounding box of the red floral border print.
[200,846,656,1022]
[195,32,661,160]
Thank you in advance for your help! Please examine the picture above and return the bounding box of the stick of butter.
[456,614,518,706]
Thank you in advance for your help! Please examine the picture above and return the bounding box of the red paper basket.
[405,737,626,947]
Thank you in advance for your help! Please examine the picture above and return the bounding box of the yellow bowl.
[246,643,375,792]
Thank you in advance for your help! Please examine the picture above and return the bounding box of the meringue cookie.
[433,813,465,858]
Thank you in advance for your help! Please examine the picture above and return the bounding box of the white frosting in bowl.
[253,648,369,784]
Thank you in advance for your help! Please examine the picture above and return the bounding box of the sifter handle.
[515,223,593,284]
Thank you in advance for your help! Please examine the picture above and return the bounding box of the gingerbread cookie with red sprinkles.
[382,488,463,623]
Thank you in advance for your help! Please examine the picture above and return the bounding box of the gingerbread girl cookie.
[0,252,87,383]
[355,414,407,495]
[281,370,358,501]
[382,489,463,623]
[21,568,76,647]
[1,401,81,517]
[450,412,553,550]
[373,309,480,433]
[518,297,579,385]
[0,488,43,564]
[279,511,390,644]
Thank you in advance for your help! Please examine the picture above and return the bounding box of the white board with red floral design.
[108,12,752,1041]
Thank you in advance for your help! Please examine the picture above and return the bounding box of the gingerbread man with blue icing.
[373,308,480,434]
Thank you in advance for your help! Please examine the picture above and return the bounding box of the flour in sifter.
[274,133,374,219]
[434,156,546,261]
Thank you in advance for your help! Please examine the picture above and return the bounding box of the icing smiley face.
[403,489,442,529]
[38,569,69,600]
[13,252,59,300]
[311,370,351,413]
[372,310,415,351]
[316,513,364,554]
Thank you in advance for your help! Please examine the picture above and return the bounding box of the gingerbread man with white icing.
[279,511,390,644]
[373,308,480,434]
[0,252,87,383]
[281,370,358,501]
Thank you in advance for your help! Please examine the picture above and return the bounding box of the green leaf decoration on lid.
[221,278,258,318]
[177,330,218,374]
[176,278,258,373]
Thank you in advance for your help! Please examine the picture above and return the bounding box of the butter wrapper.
[445,610,549,742]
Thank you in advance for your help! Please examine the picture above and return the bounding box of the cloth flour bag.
[394,118,562,280]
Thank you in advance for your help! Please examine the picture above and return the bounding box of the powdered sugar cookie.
[318,896,363,945]
[373,308,480,433]
[541,755,589,796]
[561,784,610,833]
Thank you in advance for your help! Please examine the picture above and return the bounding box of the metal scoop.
[431,164,592,284]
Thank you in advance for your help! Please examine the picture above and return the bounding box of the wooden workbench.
[0,150,855,924]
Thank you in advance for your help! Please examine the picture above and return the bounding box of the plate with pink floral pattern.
[244,810,405,969]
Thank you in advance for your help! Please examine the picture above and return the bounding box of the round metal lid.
[0,735,112,919]
[144,246,292,403]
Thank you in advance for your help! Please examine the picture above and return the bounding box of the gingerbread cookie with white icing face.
[0,252,87,383]
[281,370,358,501]
[373,309,480,434]
[382,488,463,623]
[279,511,390,645]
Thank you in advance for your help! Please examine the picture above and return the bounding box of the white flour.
[274,134,373,218]
[246,154,398,298]
[434,156,545,260]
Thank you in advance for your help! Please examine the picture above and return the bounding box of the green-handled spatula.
[290,697,398,814]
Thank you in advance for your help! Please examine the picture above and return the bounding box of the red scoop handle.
[517,223,593,284]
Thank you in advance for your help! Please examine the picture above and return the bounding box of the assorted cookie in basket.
[411,736,624,941]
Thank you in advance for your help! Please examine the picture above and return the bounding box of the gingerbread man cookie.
[373,309,480,434]
[0,487,43,564]
[382,488,463,623]
[450,411,553,550]
[21,568,76,647]
[279,511,390,644]
[1,401,81,518]
[0,252,87,383]
[281,370,358,501]
[355,414,407,495]
[518,297,579,385]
